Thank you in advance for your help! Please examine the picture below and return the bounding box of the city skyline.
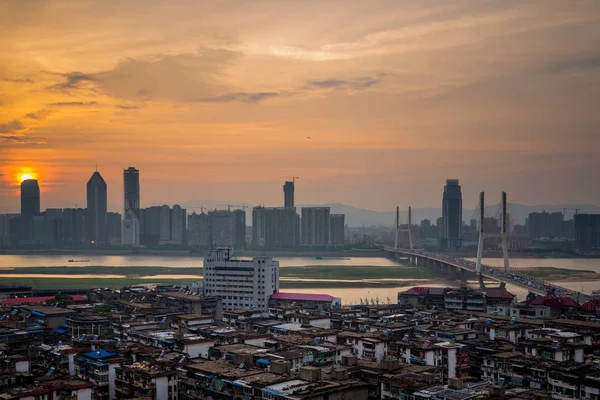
[1,1,599,212]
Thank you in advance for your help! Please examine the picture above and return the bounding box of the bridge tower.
[394,206,399,251]
[408,206,413,251]
[475,191,510,275]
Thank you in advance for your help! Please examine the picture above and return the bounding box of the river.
[0,255,598,303]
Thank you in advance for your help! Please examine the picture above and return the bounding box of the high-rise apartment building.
[187,212,210,246]
[203,248,279,311]
[330,214,345,246]
[123,167,140,216]
[233,209,246,249]
[252,206,298,248]
[170,204,186,245]
[208,210,236,247]
[139,206,161,246]
[138,205,186,246]
[60,208,87,244]
[283,181,295,208]
[122,209,140,246]
[20,179,40,219]
[301,207,331,246]
[106,212,122,244]
[574,214,600,249]
[441,179,462,249]
[86,171,107,244]
[526,212,564,238]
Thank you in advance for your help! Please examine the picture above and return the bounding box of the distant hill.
[118,199,600,227]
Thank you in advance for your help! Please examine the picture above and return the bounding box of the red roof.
[483,289,516,299]
[529,296,578,307]
[271,292,338,302]
[401,287,448,296]
[0,295,86,305]
[582,299,600,312]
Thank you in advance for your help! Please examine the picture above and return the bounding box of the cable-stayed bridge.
[385,192,591,303]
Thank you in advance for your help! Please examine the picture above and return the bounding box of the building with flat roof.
[123,167,140,217]
[441,179,462,249]
[575,214,600,249]
[204,248,279,311]
[301,207,330,246]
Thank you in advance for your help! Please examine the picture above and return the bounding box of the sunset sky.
[1,0,599,213]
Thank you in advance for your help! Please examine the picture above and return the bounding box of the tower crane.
[216,204,248,211]
[563,207,580,218]
[281,176,300,183]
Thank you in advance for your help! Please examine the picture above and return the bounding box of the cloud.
[115,104,142,110]
[49,101,98,107]
[188,92,281,104]
[0,120,25,134]
[25,109,52,120]
[306,75,385,91]
[2,77,35,83]
[0,134,47,145]
[96,48,240,101]
[47,71,97,91]
[547,56,600,73]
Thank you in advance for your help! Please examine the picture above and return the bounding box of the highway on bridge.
[384,247,590,303]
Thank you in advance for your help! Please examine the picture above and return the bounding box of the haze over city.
[1,1,600,213]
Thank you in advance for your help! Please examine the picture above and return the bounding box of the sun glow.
[18,173,34,183]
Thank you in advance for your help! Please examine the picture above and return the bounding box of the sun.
[19,173,33,183]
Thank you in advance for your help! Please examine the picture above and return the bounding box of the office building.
[301,207,330,246]
[283,180,295,208]
[574,214,600,249]
[187,212,210,246]
[330,214,345,246]
[106,212,122,245]
[86,171,107,244]
[252,206,298,248]
[122,209,140,246]
[527,211,564,238]
[441,179,462,249]
[20,179,40,219]
[123,167,140,216]
[203,248,279,311]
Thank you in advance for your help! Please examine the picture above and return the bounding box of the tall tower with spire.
[87,171,107,244]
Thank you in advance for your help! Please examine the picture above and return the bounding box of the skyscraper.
[283,180,294,208]
[20,179,40,219]
[330,214,345,246]
[123,167,140,216]
[86,171,107,244]
[441,179,462,249]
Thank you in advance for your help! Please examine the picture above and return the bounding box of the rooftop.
[271,292,339,302]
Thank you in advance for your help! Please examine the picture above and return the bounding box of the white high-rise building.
[122,209,140,246]
[203,248,279,311]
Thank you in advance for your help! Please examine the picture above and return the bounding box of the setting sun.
[19,173,34,183]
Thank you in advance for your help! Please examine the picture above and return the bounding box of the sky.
[1,0,599,213]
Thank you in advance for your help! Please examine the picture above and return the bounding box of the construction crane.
[216,204,248,211]
[563,207,580,218]
[187,206,206,213]
[281,176,300,183]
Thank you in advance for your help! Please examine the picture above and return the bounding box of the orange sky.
[1,1,599,213]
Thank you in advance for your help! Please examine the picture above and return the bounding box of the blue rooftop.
[83,349,117,359]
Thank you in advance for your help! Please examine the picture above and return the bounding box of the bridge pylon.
[475,191,510,276]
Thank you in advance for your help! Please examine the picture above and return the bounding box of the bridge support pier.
[448,266,457,281]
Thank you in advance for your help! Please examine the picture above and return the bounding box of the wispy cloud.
[306,75,385,91]
[49,101,98,107]
[0,120,25,134]
[547,56,600,73]
[2,77,35,84]
[115,104,142,110]
[25,109,52,120]
[47,71,97,91]
[188,92,281,104]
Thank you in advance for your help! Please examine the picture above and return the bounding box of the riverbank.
[0,248,387,257]
[521,267,600,281]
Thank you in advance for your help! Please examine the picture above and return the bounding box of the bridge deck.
[385,247,589,302]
